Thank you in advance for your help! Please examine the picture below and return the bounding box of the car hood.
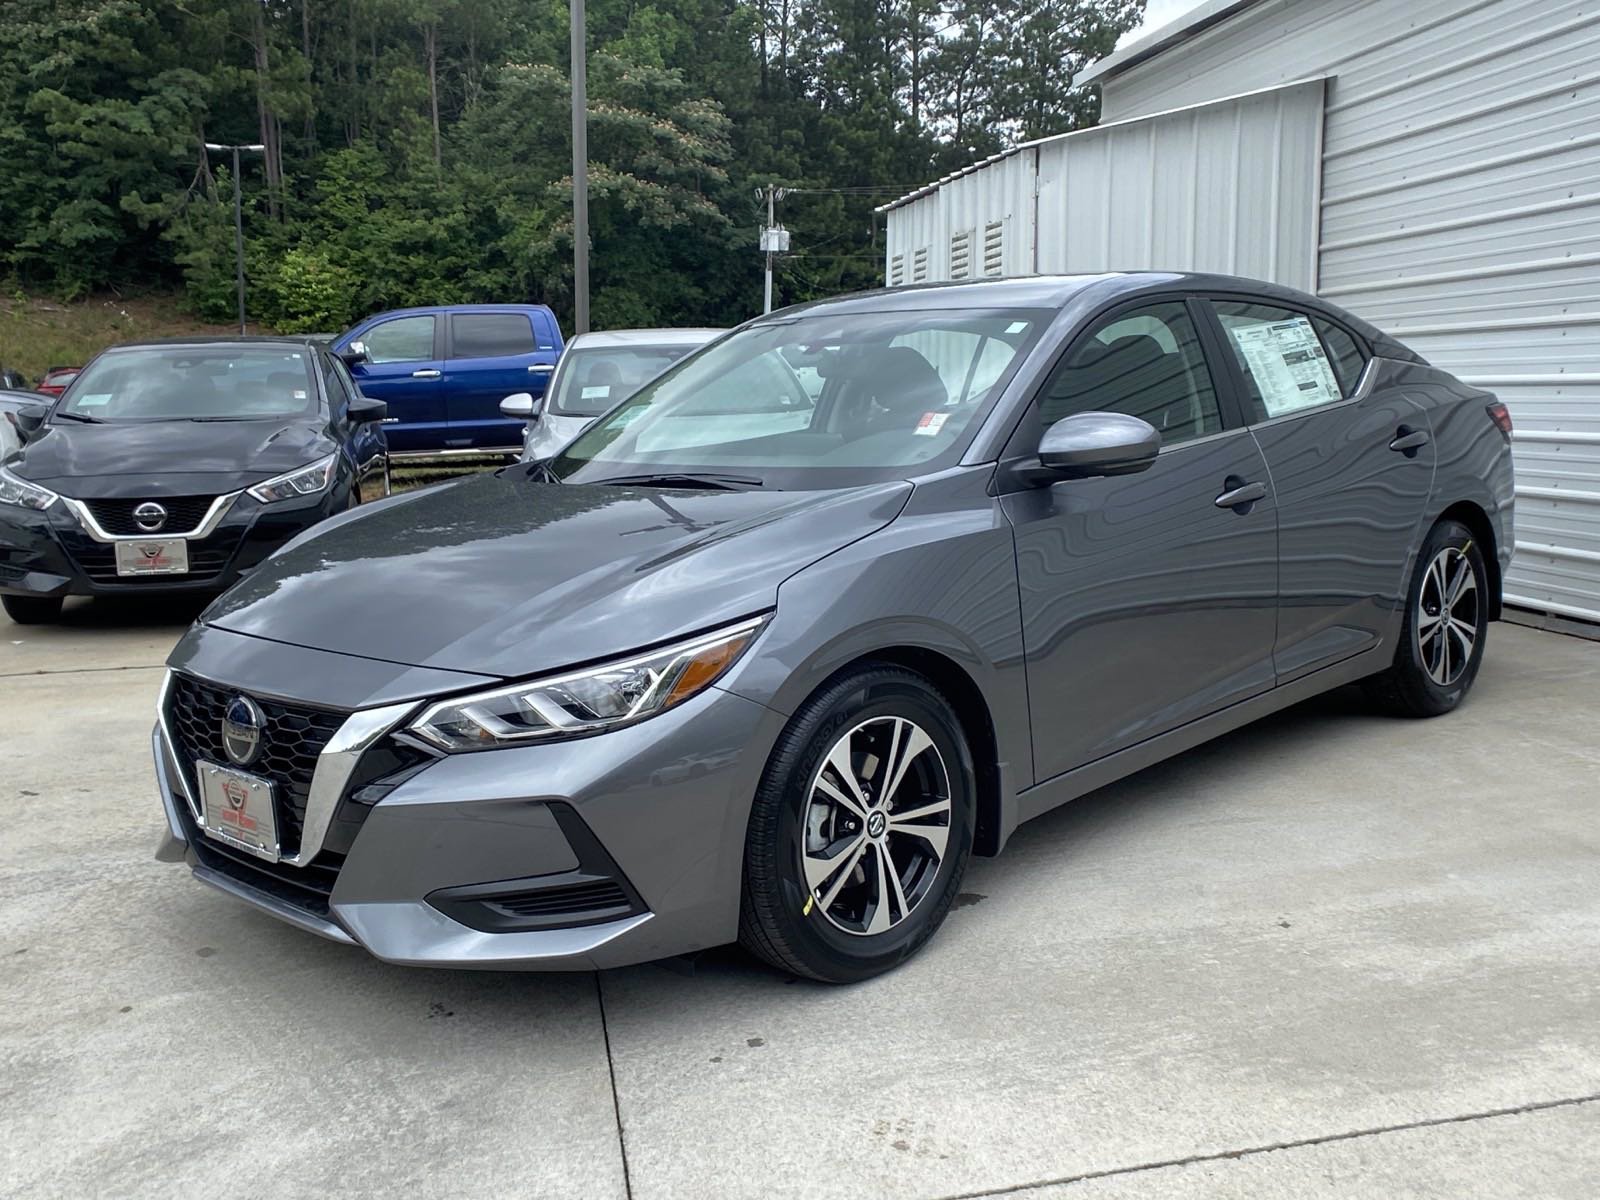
[204,471,912,678]
[15,419,333,497]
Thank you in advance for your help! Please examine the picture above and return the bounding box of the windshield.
[550,344,706,417]
[58,348,318,422]
[550,309,1046,489]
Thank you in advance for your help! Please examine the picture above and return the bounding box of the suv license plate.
[115,538,189,576]
[198,762,280,863]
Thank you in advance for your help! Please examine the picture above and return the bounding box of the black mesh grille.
[167,675,345,853]
[61,527,246,583]
[494,879,632,919]
[83,495,217,535]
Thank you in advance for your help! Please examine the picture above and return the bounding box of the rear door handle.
[412,369,442,379]
[1215,479,1267,511]
[1390,425,1430,455]
[528,363,555,374]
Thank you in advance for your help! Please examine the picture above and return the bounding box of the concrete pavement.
[2,608,1596,1198]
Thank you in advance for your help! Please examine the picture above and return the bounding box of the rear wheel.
[1365,519,1488,717]
[739,664,975,983]
[2,594,64,625]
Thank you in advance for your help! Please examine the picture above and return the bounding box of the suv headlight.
[0,466,58,511]
[407,616,766,752]
[248,454,338,504]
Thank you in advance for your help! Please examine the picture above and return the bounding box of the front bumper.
[154,665,786,970]
[0,490,341,599]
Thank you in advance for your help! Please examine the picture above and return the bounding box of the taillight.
[1487,401,1512,437]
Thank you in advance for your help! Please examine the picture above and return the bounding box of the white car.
[506,328,725,462]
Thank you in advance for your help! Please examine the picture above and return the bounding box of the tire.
[1364,518,1489,717]
[2,594,64,625]
[739,663,976,983]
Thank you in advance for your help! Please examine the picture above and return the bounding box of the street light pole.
[570,0,590,335]
[204,142,265,334]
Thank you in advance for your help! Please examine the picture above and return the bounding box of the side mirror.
[338,340,369,369]
[499,392,537,420]
[347,395,388,423]
[13,406,47,441]
[1034,412,1161,481]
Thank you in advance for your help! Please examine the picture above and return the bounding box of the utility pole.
[758,185,790,314]
[570,0,590,334]
[204,142,265,334]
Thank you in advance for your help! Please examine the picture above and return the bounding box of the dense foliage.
[0,0,1143,331]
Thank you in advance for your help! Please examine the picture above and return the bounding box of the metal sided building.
[879,0,1600,627]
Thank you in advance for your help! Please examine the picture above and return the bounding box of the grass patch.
[390,454,513,494]
[0,292,243,383]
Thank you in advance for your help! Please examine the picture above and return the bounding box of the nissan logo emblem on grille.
[221,695,266,766]
[133,502,168,532]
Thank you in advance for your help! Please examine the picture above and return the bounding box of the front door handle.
[528,363,555,374]
[412,369,442,379]
[1390,425,1430,456]
[1215,478,1267,512]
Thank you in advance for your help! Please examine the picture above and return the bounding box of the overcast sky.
[1119,0,1207,47]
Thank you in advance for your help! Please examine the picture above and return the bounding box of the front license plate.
[115,538,189,576]
[198,762,280,862]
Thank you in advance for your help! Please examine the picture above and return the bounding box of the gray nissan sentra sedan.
[152,273,1515,983]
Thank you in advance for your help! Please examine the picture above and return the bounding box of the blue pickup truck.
[331,304,563,455]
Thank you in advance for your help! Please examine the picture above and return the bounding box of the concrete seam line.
[934,1091,1600,1200]
[595,972,634,1200]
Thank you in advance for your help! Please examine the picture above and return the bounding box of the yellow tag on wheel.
[803,895,814,916]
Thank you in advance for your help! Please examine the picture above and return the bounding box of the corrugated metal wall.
[882,80,1323,292]
[1097,0,1600,624]
[1034,80,1323,287]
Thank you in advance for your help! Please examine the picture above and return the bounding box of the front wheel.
[739,664,976,983]
[1364,519,1489,717]
[2,594,64,625]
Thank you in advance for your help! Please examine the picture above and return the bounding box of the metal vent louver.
[912,246,929,282]
[982,221,1004,276]
[949,229,973,280]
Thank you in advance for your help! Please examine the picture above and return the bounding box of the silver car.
[151,274,1514,983]
[507,328,725,462]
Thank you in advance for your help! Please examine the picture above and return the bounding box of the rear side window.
[1313,317,1368,396]
[452,314,536,358]
[1214,302,1344,421]
[364,315,435,364]
[1040,302,1222,446]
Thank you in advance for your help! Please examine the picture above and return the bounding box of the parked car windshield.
[550,345,703,418]
[57,348,318,422]
[550,309,1047,488]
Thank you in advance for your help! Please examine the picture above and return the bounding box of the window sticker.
[292,390,307,400]
[76,394,113,407]
[581,385,612,400]
[914,411,950,437]
[1227,316,1342,417]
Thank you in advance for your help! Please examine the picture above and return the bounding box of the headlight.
[0,466,58,511]
[407,616,766,752]
[248,454,338,503]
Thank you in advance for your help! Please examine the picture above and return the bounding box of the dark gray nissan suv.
[152,273,1514,983]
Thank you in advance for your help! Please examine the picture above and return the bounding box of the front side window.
[58,349,317,422]
[1215,302,1344,420]
[551,308,1048,488]
[451,313,536,359]
[363,315,435,364]
[548,346,699,417]
[1040,303,1222,446]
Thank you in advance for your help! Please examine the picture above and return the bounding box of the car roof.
[97,337,326,353]
[757,271,1415,360]
[566,328,726,349]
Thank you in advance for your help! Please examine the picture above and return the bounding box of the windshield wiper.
[588,471,765,491]
[52,411,104,424]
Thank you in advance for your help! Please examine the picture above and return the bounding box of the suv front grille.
[83,495,219,535]
[167,675,346,854]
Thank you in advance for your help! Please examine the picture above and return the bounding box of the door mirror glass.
[13,406,47,440]
[1037,412,1161,480]
[499,392,536,419]
[339,340,369,368]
